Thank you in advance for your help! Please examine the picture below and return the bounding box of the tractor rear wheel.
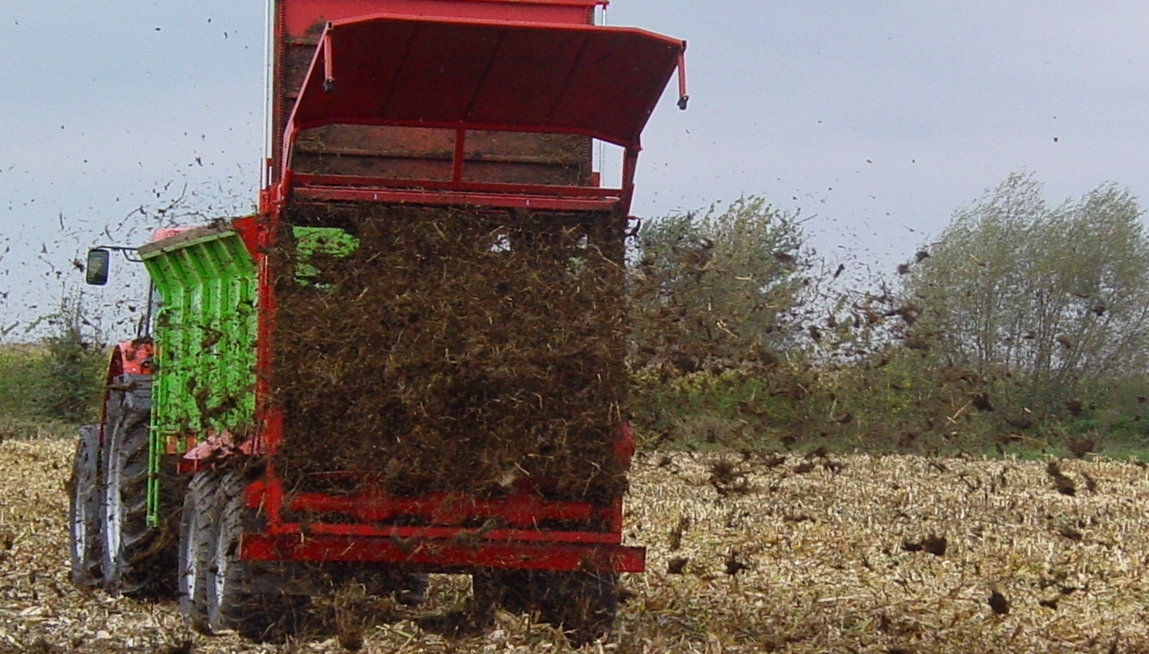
[178,470,221,634]
[205,470,305,642]
[100,377,176,597]
[68,425,103,587]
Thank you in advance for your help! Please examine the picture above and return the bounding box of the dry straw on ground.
[5,437,1149,652]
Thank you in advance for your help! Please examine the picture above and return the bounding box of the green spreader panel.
[140,224,257,523]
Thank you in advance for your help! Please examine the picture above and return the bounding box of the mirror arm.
[91,245,142,263]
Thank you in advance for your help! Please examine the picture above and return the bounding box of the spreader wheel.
[544,570,619,646]
[68,425,103,587]
[178,470,221,634]
[472,569,619,645]
[205,470,306,642]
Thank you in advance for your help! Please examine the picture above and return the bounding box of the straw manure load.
[269,203,629,500]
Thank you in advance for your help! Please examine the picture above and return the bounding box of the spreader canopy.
[286,13,687,150]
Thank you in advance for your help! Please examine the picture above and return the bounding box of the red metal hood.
[286,13,687,150]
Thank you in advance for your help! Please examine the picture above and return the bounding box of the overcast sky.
[3,2,1148,341]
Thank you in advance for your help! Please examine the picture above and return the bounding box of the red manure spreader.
[73,0,686,643]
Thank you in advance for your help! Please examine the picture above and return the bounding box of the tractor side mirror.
[86,248,110,286]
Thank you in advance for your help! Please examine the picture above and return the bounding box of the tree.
[905,172,1149,412]
[629,196,809,374]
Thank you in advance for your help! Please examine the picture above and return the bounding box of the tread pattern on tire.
[100,373,178,597]
[179,470,222,634]
[206,469,305,643]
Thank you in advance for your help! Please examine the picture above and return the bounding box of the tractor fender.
[99,338,154,441]
[108,338,154,379]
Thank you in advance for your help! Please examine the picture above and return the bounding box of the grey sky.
[3,2,1148,340]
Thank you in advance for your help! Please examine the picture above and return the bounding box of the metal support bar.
[676,49,689,110]
[322,27,335,91]
[293,186,620,211]
[241,533,646,572]
[452,126,467,183]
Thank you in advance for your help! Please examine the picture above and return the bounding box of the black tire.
[546,570,619,646]
[354,567,428,606]
[471,569,530,621]
[206,470,305,642]
[178,470,221,634]
[100,374,176,597]
[68,425,103,587]
[472,569,618,645]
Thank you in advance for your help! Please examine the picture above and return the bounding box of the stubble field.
[3,438,1149,653]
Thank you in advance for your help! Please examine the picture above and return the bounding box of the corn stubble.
[8,438,1149,651]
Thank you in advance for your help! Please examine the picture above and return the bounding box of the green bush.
[0,343,97,440]
[36,296,106,424]
[0,296,108,436]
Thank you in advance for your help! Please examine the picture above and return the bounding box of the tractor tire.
[205,470,306,642]
[68,425,103,588]
[178,470,222,634]
[472,569,618,645]
[100,374,177,597]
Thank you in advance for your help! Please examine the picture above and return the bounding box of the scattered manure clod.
[901,534,947,556]
[1045,461,1077,496]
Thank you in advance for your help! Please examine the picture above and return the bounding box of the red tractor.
[74,0,686,643]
